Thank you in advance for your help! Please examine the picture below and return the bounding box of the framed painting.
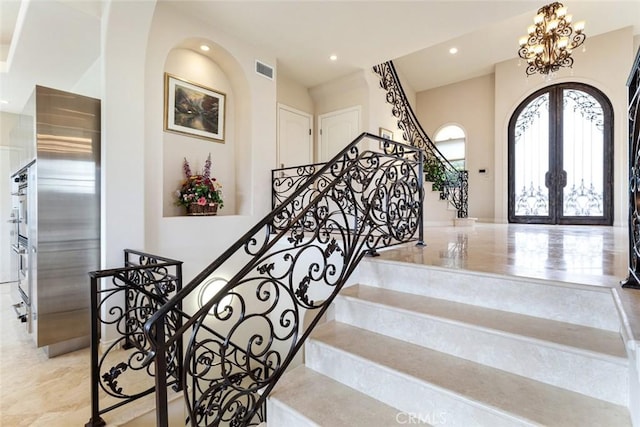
[164,73,226,142]
[379,127,393,149]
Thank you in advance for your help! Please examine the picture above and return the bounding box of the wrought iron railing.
[145,133,425,426]
[86,250,184,427]
[373,60,469,218]
[624,47,640,289]
[271,161,334,219]
[272,158,362,239]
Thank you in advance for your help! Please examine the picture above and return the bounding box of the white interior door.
[277,104,313,169]
[318,106,360,162]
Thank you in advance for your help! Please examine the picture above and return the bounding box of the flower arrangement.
[176,154,223,215]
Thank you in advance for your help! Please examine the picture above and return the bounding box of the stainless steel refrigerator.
[9,85,100,357]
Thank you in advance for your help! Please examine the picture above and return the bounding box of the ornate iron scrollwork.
[516,182,549,216]
[564,179,603,216]
[146,133,425,426]
[372,61,468,218]
[86,250,184,427]
[624,48,640,289]
[564,89,604,131]
[515,93,549,139]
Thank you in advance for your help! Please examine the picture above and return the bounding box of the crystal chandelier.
[518,2,586,76]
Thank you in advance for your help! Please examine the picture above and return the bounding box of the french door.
[508,83,613,225]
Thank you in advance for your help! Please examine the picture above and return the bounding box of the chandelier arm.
[570,32,586,50]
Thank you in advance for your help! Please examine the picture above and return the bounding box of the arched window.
[508,83,613,225]
[434,124,465,171]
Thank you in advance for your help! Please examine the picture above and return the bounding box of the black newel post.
[623,47,640,289]
[85,274,106,427]
[153,316,169,427]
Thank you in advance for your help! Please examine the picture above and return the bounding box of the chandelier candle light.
[518,2,586,76]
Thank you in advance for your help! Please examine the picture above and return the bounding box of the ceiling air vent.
[255,60,274,80]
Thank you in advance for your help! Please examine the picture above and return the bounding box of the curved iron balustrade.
[86,250,184,427]
[145,133,425,426]
[624,48,640,289]
[373,61,468,218]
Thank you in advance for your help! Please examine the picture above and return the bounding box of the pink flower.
[197,197,207,206]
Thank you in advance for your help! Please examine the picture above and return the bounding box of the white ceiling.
[396,1,640,92]
[1,1,639,114]
[0,1,21,62]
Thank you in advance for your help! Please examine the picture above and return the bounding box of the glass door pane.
[513,93,550,217]
[561,89,604,217]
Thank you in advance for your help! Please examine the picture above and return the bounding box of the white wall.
[416,74,496,222]
[413,27,635,225]
[310,68,407,154]
[97,0,281,342]
[395,65,417,110]
[310,70,368,128]
[495,27,634,226]
[365,68,404,145]
[162,48,237,217]
[276,71,316,157]
[277,71,314,114]
[277,64,415,159]
[0,112,20,283]
[101,0,155,272]
[277,66,409,164]
[143,1,277,282]
[72,57,102,101]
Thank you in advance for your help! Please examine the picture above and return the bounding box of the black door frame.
[508,83,614,225]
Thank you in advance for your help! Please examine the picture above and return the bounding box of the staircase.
[423,181,457,226]
[268,252,631,426]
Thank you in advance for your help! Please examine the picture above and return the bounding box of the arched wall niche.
[143,1,277,283]
[162,38,252,217]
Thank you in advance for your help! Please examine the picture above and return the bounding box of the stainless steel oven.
[10,168,31,326]
[14,172,28,239]
[15,235,29,304]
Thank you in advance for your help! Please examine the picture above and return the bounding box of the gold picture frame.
[164,73,226,142]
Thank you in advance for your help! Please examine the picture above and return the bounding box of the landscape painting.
[164,73,226,142]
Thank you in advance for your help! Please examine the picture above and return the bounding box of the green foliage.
[424,156,447,191]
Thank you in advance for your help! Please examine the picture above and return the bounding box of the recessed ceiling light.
[449,47,458,55]
[329,54,338,61]
[200,44,210,52]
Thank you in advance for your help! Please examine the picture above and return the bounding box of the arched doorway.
[508,83,613,225]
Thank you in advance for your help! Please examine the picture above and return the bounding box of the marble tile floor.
[0,282,92,426]
[0,282,167,427]
[382,223,628,287]
[0,223,638,426]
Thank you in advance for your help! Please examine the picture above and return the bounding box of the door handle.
[545,171,552,188]
[12,244,26,254]
[559,170,567,187]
